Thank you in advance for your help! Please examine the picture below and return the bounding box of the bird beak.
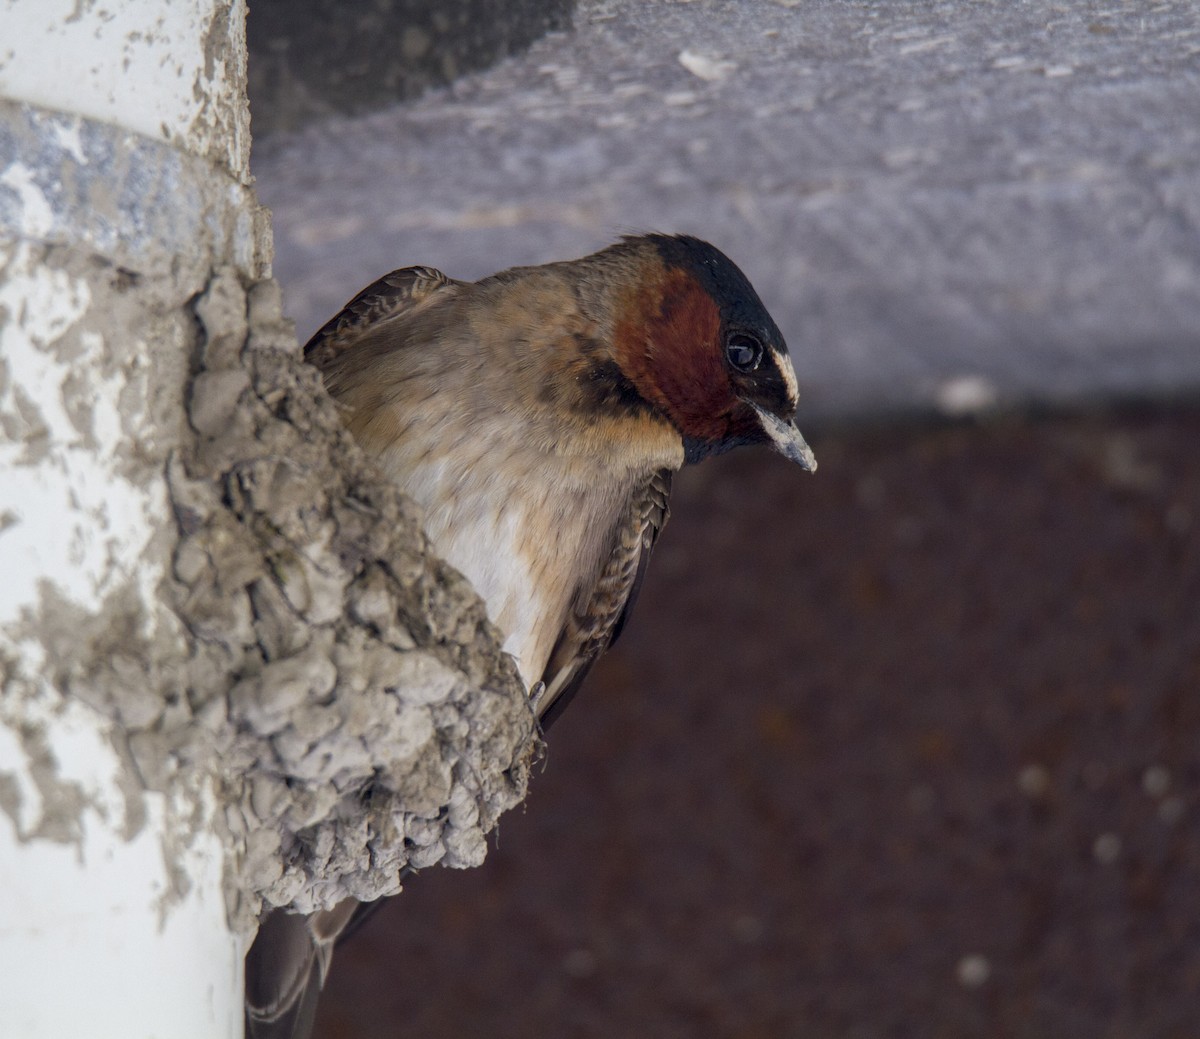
[749,403,817,472]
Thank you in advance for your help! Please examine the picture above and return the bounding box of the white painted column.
[0,2,260,1035]
[0,698,242,1038]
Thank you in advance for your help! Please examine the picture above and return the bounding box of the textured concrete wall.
[248,0,574,134]
[253,0,1200,422]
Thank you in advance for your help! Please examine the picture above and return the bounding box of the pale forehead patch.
[772,349,799,409]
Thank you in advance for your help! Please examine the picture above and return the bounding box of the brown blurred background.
[313,407,1200,1038]
[247,0,1200,1033]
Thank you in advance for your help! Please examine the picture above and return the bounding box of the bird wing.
[303,265,459,370]
[244,898,362,1039]
[537,467,673,729]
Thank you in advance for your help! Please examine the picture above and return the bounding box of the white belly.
[369,394,683,692]
[429,495,550,683]
[391,448,620,689]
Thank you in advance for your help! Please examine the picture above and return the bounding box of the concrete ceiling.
[251,0,1200,422]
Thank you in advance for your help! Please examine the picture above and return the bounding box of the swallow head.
[609,234,816,472]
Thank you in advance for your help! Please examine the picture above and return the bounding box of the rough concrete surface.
[0,98,265,867]
[248,0,573,134]
[172,269,536,922]
[315,406,1200,1038]
[254,0,1200,423]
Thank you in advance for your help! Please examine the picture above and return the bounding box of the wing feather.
[303,265,458,371]
[244,899,361,1039]
[538,468,673,729]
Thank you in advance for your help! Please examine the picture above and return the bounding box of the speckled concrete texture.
[248,0,573,134]
[313,407,1200,1038]
[254,0,1200,422]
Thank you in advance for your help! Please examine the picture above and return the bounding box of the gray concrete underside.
[252,0,1200,422]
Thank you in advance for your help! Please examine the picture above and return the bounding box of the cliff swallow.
[245,234,815,1038]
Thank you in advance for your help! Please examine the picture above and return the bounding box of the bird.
[244,233,816,1038]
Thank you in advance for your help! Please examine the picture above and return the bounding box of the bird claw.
[528,680,547,712]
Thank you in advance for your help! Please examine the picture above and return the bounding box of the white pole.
[0,2,258,1035]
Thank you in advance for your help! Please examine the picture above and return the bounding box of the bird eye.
[726,333,763,372]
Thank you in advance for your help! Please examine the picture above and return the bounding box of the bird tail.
[244,899,361,1039]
